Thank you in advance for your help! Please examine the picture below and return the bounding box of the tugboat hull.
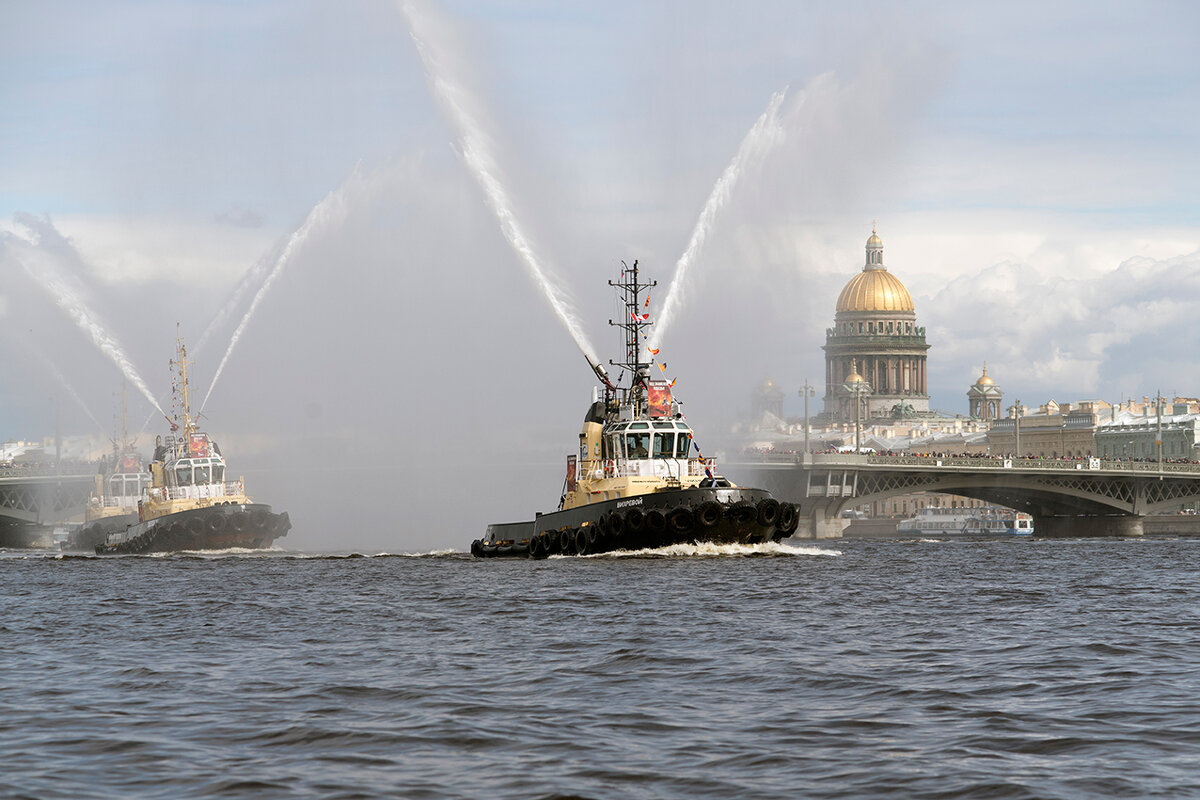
[473,487,798,558]
[95,504,290,555]
[66,514,137,552]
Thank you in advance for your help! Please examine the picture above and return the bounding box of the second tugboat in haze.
[95,331,291,555]
[472,260,799,558]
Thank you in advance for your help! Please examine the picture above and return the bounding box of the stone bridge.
[728,453,1200,538]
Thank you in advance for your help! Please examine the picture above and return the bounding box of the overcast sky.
[2,1,1198,550]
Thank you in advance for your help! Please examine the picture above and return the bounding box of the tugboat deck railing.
[152,481,245,502]
[597,458,716,479]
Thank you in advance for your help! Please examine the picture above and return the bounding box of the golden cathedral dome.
[835,226,915,313]
[975,365,994,386]
[835,268,914,312]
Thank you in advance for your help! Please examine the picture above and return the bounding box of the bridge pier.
[1035,515,1144,538]
[791,512,848,539]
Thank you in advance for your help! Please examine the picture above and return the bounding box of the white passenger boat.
[897,506,1033,535]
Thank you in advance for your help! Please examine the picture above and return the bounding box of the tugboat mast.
[608,259,656,417]
[169,325,196,438]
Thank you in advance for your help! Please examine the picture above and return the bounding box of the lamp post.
[799,379,815,459]
[1008,399,1022,459]
[842,359,872,455]
[1156,389,1163,475]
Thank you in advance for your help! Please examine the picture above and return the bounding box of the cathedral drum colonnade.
[823,228,930,421]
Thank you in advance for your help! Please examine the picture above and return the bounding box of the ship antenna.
[608,259,656,416]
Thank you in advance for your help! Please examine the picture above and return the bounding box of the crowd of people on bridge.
[741,445,1200,465]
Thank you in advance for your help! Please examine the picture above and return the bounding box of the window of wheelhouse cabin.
[174,465,192,486]
[652,431,675,458]
[625,432,650,459]
[676,431,692,457]
[194,463,211,484]
[212,463,225,483]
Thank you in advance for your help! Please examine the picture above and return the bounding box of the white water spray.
[6,242,166,417]
[401,0,600,367]
[42,353,106,435]
[648,89,789,354]
[194,242,279,356]
[198,182,351,416]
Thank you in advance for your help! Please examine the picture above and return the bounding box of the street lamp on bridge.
[1008,399,1023,459]
[842,359,872,455]
[799,378,815,458]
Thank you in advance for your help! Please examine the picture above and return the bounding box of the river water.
[3,537,1199,799]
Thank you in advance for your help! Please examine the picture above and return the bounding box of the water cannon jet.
[586,354,614,391]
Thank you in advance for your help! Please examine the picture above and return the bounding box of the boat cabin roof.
[606,419,692,433]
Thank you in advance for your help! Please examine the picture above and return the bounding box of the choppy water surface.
[3,537,1200,799]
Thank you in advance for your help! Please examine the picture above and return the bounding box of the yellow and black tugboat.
[67,386,152,552]
[95,332,290,555]
[472,260,799,558]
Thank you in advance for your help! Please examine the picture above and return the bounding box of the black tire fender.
[756,498,781,528]
[696,501,722,529]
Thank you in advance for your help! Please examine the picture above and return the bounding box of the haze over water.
[4,536,1200,799]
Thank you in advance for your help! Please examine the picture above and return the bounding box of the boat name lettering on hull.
[616,497,644,509]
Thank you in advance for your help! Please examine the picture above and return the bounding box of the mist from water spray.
[5,240,166,417]
[198,182,351,416]
[194,245,278,357]
[401,0,599,367]
[648,88,789,354]
[41,351,106,436]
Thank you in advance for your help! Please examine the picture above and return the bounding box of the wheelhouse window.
[174,465,192,486]
[194,464,211,484]
[652,432,676,458]
[676,432,693,457]
[213,464,225,483]
[625,433,650,459]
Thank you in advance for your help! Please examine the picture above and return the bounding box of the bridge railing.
[735,452,1200,476]
[0,462,100,479]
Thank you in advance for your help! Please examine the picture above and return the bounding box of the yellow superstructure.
[561,410,722,510]
[139,330,251,523]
